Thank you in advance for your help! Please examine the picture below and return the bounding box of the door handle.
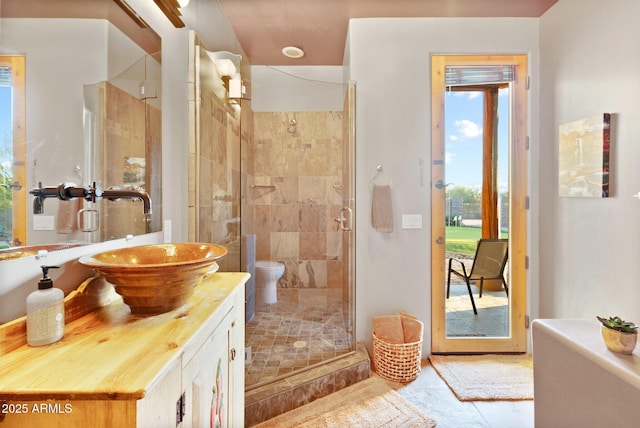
[335,207,353,231]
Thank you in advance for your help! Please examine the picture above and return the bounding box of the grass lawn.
[446,226,509,255]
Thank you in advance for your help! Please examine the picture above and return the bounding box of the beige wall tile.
[271,231,299,260]
[299,140,328,176]
[271,177,298,204]
[299,205,326,232]
[298,176,327,204]
[299,232,326,260]
[326,232,343,260]
[271,205,299,232]
[327,260,344,289]
[252,110,346,290]
[298,261,328,288]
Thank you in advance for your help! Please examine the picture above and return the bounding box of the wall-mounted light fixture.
[207,50,244,100]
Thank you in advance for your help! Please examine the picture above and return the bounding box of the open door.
[431,55,528,353]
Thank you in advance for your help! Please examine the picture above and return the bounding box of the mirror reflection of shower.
[83,52,162,243]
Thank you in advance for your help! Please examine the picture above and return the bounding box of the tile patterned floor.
[446,284,509,337]
[245,308,353,388]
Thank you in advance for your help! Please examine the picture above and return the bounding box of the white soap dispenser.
[26,265,65,346]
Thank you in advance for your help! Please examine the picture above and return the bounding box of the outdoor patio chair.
[446,238,509,315]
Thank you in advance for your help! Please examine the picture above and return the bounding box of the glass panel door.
[431,54,528,354]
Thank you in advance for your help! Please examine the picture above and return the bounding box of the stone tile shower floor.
[245,308,353,389]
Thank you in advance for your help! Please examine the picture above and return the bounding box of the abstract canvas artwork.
[558,113,611,197]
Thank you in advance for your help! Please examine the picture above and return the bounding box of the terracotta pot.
[601,326,638,355]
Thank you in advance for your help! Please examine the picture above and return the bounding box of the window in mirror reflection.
[0,57,26,248]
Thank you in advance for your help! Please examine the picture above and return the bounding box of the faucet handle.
[89,181,104,203]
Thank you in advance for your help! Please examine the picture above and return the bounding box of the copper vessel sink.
[79,243,227,315]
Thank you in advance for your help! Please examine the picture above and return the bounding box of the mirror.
[0,0,161,252]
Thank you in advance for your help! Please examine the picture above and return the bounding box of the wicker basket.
[372,332,423,383]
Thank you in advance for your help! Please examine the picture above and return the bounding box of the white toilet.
[255,261,285,304]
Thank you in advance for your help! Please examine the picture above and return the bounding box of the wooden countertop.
[0,272,249,401]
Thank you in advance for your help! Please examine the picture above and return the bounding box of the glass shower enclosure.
[189,31,356,391]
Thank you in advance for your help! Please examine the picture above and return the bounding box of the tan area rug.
[428,354,533,401]
[255,375,436,428]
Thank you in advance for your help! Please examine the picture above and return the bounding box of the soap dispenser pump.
[26,265,65,346]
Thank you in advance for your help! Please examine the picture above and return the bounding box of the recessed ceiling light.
[282,46,305,59]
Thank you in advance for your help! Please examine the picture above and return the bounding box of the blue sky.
[444,88,509,192]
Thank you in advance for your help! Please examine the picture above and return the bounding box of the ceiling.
[217,0,558,66]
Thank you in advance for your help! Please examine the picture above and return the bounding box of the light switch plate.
[33,215,55,231]
[402,214,423,229]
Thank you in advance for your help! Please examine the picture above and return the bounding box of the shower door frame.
[342,82,357,339]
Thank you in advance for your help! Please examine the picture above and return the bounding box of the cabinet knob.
[230,348,236,361]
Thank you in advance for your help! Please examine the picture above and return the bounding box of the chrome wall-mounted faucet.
[29,182,152,215]
[102,187,152,215]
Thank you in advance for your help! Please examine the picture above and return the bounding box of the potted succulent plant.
[597,316,638,354]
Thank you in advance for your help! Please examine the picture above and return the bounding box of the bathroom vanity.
[0,272,248,427]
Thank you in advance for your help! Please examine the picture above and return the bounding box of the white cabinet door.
[182,309,233,428]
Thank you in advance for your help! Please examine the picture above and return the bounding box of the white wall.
[251,66,345,111]
[347,17,539,355]
[538,0,640,322]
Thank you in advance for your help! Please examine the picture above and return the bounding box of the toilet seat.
[256,261,282,269]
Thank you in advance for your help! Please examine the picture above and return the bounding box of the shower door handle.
[335,207,353,232]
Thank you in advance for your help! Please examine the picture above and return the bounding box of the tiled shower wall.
[252,111,344,294]
[192,93,241,251]
[189,43,243,273]
[102,82,162,240]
